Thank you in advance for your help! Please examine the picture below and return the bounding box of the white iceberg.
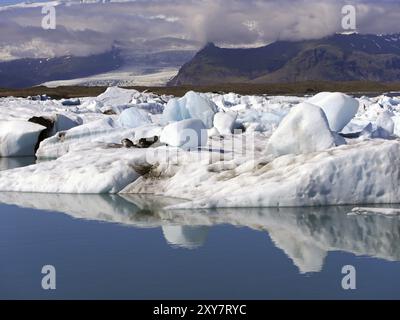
[0,120,45,157]
[160,119,208,149]
[0,147,143,193]
[118,107,151,128]
[36,117,131,159]
[163,91,217,128]
[51,113,82,135]
[95,87,140,107]
[2,88,400,210]
[266,102,336,157]
[375,110,394,138]
[307,92,359,132]
[213,111,237,135]
[165,140,400,208]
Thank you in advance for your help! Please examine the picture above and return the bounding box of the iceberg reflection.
[1,192,400,273]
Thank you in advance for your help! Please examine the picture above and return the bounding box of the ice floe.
[1,87,400,209]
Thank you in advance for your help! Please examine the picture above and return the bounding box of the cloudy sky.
[0,0,399,61]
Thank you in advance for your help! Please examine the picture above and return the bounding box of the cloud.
[0,0,399,60]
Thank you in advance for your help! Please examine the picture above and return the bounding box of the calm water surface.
[0,159,400,299]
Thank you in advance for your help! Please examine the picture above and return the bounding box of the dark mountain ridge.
[0,49,123,88]
[169,33,400,85]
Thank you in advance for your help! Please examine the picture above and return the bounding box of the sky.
[0,0,399,61]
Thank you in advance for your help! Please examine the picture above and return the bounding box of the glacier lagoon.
[0,192,400,299]
[2,88,400,299]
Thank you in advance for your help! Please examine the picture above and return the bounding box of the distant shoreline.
[1,81,400,99]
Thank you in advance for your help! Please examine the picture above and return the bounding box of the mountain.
[0,48,195,89]
[0,49,123,88]
[169,33,400,85]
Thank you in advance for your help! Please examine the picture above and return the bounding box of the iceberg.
[307,92,359,132]
[163,91,217,128]
[165,140,400,208]
[0,120,45,157]
[0,147,143,193]
[375,111,394,138]
[118,107,151,128]
[28,113,82,137]
[266,102,336,157]
[36,117,132,159]
[160,119,208,149]
[95,87,141,107]
[2,88,400,210]
[213,111,237,135]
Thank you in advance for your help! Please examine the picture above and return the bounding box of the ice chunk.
[357,113,395,140]
[167,140,400,208]
[0,147,143,193]
[0,120,45,157]
[81,99,104,113]
[266,102,336,157]
[307,92,359,132]
[96,87,140,107]
[239,109,287,133]
[51,113,82,135]
[378,96,400,108]
[118,107,151,128]
[207,127,221,137]
[163,98,190,123]
[136,102,164,114]
[163,91,217,128]
[213,112,237,135]
[36,118,127,159]
[185,91,218,128]
[375,111,394,138]
[160,119,208,149]
[61,99,81,106]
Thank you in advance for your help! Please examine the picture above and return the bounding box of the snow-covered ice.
[1,87,400,209]
[163,91,217,128]
[160,119,208,149]
[307,92,359,132]
[118,107,151,128]
[0,120,45,157]
[265,102,337,157]
[213,111,237,135]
